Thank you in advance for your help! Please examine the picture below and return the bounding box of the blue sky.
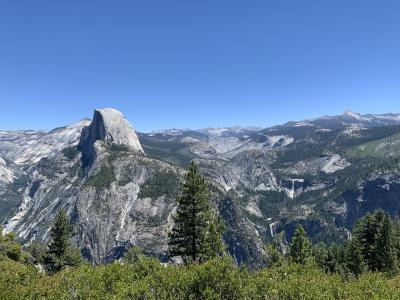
[1,0,400,132]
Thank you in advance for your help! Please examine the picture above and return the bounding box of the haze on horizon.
[1,0,400,132]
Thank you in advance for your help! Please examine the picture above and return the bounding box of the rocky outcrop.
[0,157,15,184]
[78,108,144,166]
[3,145,176,264]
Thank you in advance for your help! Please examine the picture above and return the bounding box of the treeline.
[267,209,400,278]
[2,162,400,299]
[0,210,83,274]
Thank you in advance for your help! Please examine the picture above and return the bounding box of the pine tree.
[352,210,399,275]
[27,241,47,264]
[289,225,312,265]
[376,213,398,275]
[45,210,83,272]
[345,240,366,276]
[352,212,377,270]
[168,161,224,263]
[48,210,70,258]
[124,246,144,264]
[265,241,286,268]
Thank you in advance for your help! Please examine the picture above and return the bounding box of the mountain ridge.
[2,108,400,266]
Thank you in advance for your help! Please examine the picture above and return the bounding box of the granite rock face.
[0,119,90,166]
[4,150,176,263]
[79,108,144,165]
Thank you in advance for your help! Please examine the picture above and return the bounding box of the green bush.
[0,230,27,262]
[2,256,400,299]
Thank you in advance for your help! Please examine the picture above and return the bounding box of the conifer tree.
[27,241,47,264]
[352,209,399,275]
[345,240,366,276]
[376,212,398,275]
[45,210,83,272]
[168,161,224,263]
[352,212,376,269]
[265,242,286,267]
[289,225,312,265]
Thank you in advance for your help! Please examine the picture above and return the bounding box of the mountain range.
[1,108,400,266]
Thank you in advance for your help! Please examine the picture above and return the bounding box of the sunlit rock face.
[78,108,144,165]
[0,119,91,166]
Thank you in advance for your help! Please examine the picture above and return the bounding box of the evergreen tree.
[27,241,47,264]
[393,220,400,265]
[345,240,366,276]
[265,242,286,267]
[352,209,399,275]
[124,246,145,264]
[168,161,224,263]
[328,244,349,275]
[289,225,312,265]
[48,210,70,258]
[376,213,398,275]
[45,210,83,272]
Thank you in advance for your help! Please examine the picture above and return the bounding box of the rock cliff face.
[79,108,144,166]
[2,109,157,264]
[0,157,15,185]
[2,147,176,264]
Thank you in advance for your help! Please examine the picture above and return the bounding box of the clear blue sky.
[1,0,400,132]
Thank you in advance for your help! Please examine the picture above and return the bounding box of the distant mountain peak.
[343,110,364,119]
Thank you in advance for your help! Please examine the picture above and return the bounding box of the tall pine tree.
[375,212,398,275]
[345,240,366,276]
[289,225,312,265]
[168,161,224,263]
[352,209,399,275]
[45,210,83,272]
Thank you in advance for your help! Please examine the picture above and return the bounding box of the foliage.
[2,218,400,298]
[139,170,180,199]
[140,135,197,167]
[44,210,83,272]
[124,246,145,264]
[310,210,400,277]
[2,256,400,299]
[169,161,224,263]
[62,146,79,160]
[289,224,312,265]
[0,228,27,262]
[264,211,400,279]
[26,241,47,263]
[352,209,399,275]
[265,241,286,268]
[108,143,131,152]
[85,165,116,189]
[107,142,135,162]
